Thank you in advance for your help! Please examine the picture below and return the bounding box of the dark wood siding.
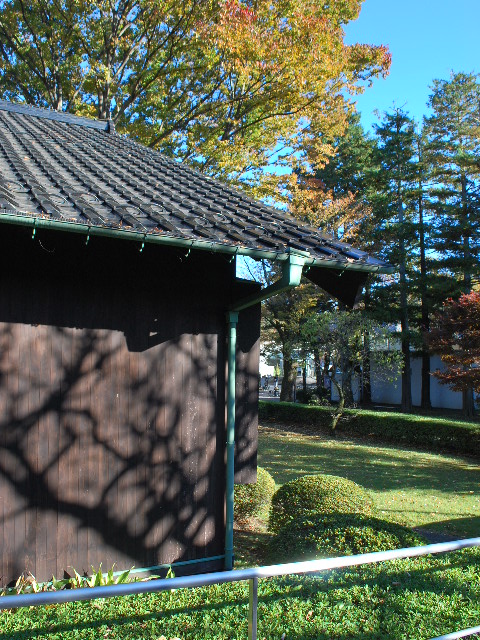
[235,301,261,484]
[0,227,259,585]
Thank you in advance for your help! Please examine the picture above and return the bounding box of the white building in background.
[331,354,467,410]
[259,353,276,378]
[259,351,315,380]
[370,354,463,410]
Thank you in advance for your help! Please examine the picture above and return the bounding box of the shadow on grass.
[414,516,480,539]
[259,426,480,494]
[233,527,273,567]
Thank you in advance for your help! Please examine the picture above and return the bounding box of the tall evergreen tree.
[424,72,480,295]
[423,72,480,414]
[414,130,432,409]
[369,108,419,412]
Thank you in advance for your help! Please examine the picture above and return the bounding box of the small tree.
[302,310,401,429]
[428,292,480,417]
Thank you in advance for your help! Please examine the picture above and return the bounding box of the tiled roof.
[0,100,389,276]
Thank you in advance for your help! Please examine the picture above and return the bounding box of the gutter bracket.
[230,252,307,312]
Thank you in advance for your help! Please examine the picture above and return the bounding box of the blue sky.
[344,0,479,132]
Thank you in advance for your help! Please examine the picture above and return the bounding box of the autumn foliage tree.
[428,292,480,417]
[0,0,390,194]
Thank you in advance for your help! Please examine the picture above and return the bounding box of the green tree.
[414,129,433,409]
[423,72,480,295]
[368,108,419,412]
[261,278,318,402]
[301,309,401,428]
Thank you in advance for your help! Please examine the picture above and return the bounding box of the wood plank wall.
[0,227,259,585]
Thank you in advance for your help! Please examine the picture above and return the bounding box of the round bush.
[234,467,276,522]
[268,513,427,562]
[268,474,375,533]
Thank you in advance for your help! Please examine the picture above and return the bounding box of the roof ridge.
[0,100,108,131]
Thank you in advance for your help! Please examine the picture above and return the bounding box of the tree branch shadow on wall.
[0,319,233,585]
[0,233,259,586]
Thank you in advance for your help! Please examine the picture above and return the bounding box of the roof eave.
[0,211,393,275]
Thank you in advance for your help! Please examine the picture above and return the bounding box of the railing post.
[248,577,258,640]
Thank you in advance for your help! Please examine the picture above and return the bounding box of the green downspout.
[225,311,239,571]
[224,253,306,570]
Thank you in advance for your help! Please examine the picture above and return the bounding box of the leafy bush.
[234,466,276,522]
[295,389,330,406]
[268,473,374,533]
[268,513,427,563]
[259,401,480,458]
[0,564,166,598]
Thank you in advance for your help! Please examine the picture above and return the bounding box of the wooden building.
[0,101,389,586]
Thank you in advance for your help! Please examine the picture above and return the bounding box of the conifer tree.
[423,72,480,295]
[368,108,419,412]
[414,130,432,408]
[423,72,480,414]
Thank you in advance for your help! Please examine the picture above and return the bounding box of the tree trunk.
[342,363,354,407]
[421,350,431,410]
[302,361,307,392]
[322,352,331,400]
[401,341,412,412]
[331,378,344,430]
[280,354,296,402]
[362,330,372,406]
[397,162,412,412]
[463,387,475,417]
[461,172,472,292]
[417,141,431,409]
[314,349,322,396]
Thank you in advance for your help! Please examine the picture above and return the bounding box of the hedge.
[269,473,375,533]
[234,466,276,522]
[259,401,480,458]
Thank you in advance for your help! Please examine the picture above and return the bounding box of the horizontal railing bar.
[1,537,479,610]
[430,626,480,640]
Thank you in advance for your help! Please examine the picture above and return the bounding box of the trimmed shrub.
[234,467,276,522]
[268,513,427,563]
[268,474,374,533]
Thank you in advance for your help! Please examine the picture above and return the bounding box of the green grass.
[259,401,480,459]
[2,549,480,639]
[258,424,480,539]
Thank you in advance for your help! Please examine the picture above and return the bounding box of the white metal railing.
[1,537,479,639]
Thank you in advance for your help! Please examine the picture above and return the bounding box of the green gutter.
[0,212,393,274]
[224,253,306,570]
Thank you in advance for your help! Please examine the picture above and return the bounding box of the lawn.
[258,424,480,540]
